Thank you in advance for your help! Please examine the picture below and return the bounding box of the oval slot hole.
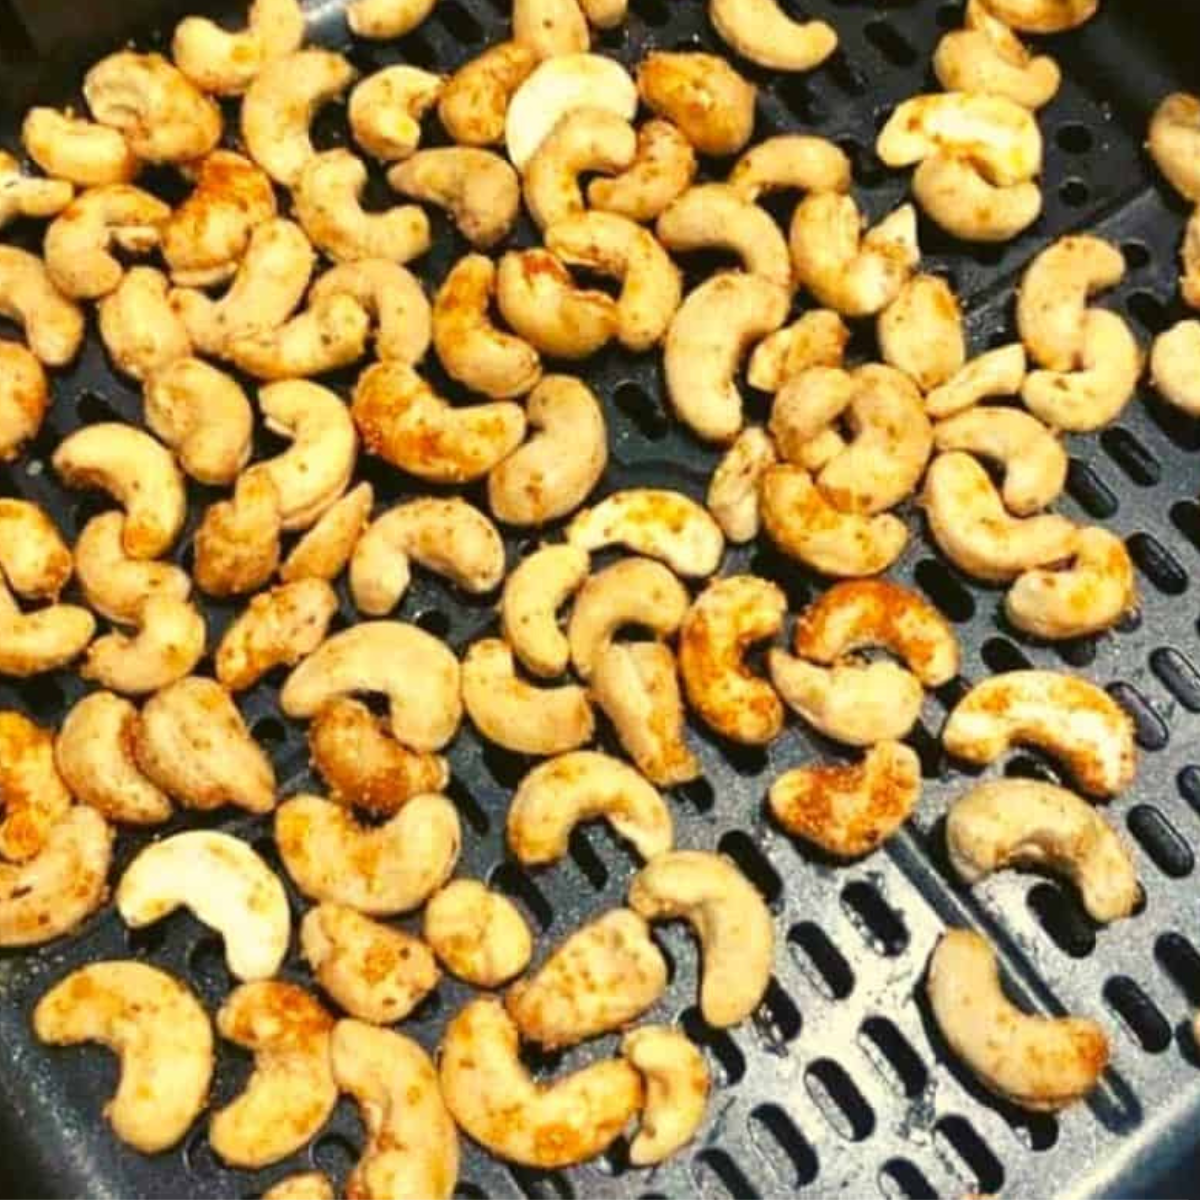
[805,1059,874,1142]
[788,922,854,999]
[1127,805,1193,877]
[934,1116,1004,1194]
[748,1104,819,1187]
[840,881,909,956]
[1104,975,1171,1053]
[1027,881,1096,958]
[859,1016,928,1097]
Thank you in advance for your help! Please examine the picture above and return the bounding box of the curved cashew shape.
[350,497,505,614]
[709,0,835,71]
[507,909,668,1048]
[347,0,437,38]
[194,471,281,598]
[925,343,1027,418]
[0,498,71,600]
[440,998,642,1168]
[332,1020,459,1200]
[81,596,206,696]
[630,850,773,1027]
[210,982,336,1169]
[22,108,138,187]
[350,66,442,162]
[0,807,112,947]
[0,150,72,229]
[97,267,191,381]
[440,41,537,147]
[241,50,356,186]
[389,148,519,249]
[707,426,777,544]
[927,929,1108,1110]
[424,880,532,987]
[264,1173,334,1200]
[1151,320,1200,416]
[748,310,850,393]
[283,482,374,584]
[276,792,460,914]
[216,579,338,692]
[948,779,1138,923]
[766,365,854,466]
[55,691,170,825]
[33,962,212,1152]
[512,0,587,60]
[0,341,48,461]
[0,245,85,366]
[311,260,430,367]
[509,751,672,864]
[636,52,756,157]
[0,710,72,862]
[622,1026,709,1166]
[912,153,1042,243]
[878,275,966,392]
[977,0,1097,33]
[588,118,696,222]
[1149,93,1200,202]
[173,0,305,95]
[302,903,439,1023]
[728,134,851,203]
[462,638,594,756]
[352,361,526,483]
[0,580,95,677]
[52,423,185,559]
[281,620,462,751]
[227,292,371,381]
[135,676,276,813]
[501,544,589,678]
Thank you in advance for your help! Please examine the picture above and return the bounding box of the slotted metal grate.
[2,1,1200,1197]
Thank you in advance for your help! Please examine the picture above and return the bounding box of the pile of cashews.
[0,0,1194,1183]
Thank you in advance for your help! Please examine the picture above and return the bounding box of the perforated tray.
[3,1,1200,1197]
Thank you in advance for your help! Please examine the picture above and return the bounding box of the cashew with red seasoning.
[194,471,282,598]
[0,709,73,862]
[747,310,850,393]
[636,52,756,157]
[438,41,537,147]
[227,292,371,380]
[0,342,48,461]
[282,482,374,585]
[588,119,696,222]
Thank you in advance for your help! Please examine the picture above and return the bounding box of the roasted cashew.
[0,341,48,461]
[282,482,374,584]
[912,153,1042,243]
[878,275,966,392]
[0,498,72,600]
[588,118,696,222]
[263,1173,333,1200]
[512,0,587,60]
[347,0,437,37]
[1151,319,1200,416]
[727,135,850,205]
[389,148,519,248]
[301,903,439,1023]
[97,267,191,381]
[350,497,505,614]
[0,710,72,862]
[424,880,533,987]
[0,580,95,677]
[462,638,594,756]
[766,365,854,466]
[925,343,1027,418]
[276,792,460,914]
[977,0,1097,33]
[81,596,206,696]
[21,108,138,187]
[311,261,430,366]
[707,427,777,544]
[748,310,850,393]
[439,41,537,147]
[226,292,371,381]
[927,929,1108,1110]
[0,245,85,366]
[350,66,443,161]
[709,0,835,70]
[173,0,305,95]
[507,909,667,1048]
[1180,204,1199,301]
[135,676,276,813]
[622,1026,709,1166]
[194,471,282,598]
[440,998,642,1168]
[1148,93,1200,202]
[501,544,589,678]
[0,150,72,229]
[636,52,756,157]
[33,962,212,1152]
[509,751,672,864]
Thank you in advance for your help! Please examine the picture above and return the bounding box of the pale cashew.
[309,698,449,817]
[927,929,1108,1110]
[33,962,212,1152]
[0,498,71,600]
[1149,94,1200,202]
[68,513,181,623]
[55,691,170,825]
[0,581,95,677]
[97,267,191,381]
[389,148,519,248]
[509,751,672,864]
[276,792,460,914]
[630,850,773,1027]
[748,310,850,393]
[22,108,138,187]
[707,427,777,544]
[1151,319,1200,416]
[878,275,966,392]
[281,620,462,751]
[350,66,443,161]
[488,375,608,525]
[332,1020,459,1200]
[0,710,72,862]
[943,670,1136,797]
[282,482,374,584]
[227,292,371,381]
[0,245,85,366]
[925,343,1027,418]
[0,341,48,461]
[440,997,642,1168]
[636,52,756,157]
[241,51,356,186]
[210,982,337,1169]
[790,195,919,318]
[947,779,1138,923]
[512,0,587,59]
[423,880,533,987]
[215,579,339,692]
[194,471,282,598]
[263,1173,333,1200]
[312,260,430,367]
[173,0,305,95]
[439,41,538,147]
[1016,234,1126,371]
[709,0,834,70]
[912,153,1043,243]
[0,807,112,947]
[0,150,72,229]
[135,676,276,813]
[352,361,526,483]
[977,0,1097,33]
[728,136,850,207]
[301,903,438,1024]
[462,638,594,756]
[350,497,505,614]
[347,0,437,38]
[622,1026,709,1166]
[767,365,854,465]
[588,119,696,222]
[924,451,1078,583]
[81,596,206,696]
[500,544,589,678]
[507,909,667,1048]
[1006,527,1136,640]
[432,255,541,399]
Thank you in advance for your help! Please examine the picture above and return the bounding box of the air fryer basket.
[2,1,1200,1196]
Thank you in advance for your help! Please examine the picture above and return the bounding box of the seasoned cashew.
[1148,93,1200,202]
[509,751,672,864]
[947,779,1138,923]
[389,148,518,249]
[281,620,462,751]
[925,343,1027,418]
[135,676,276,813]
[707,427,777,544]
[301,903,438,1023]
[350,66,443,161]
[194,471,282,598]
[216,579,338,692]
[227,292,371,381]
[309,698,449,816]
[748,310,851,393]
[347,0,437,38]
[1151,319,1200,416]
[97,267,191,381]
[0,245,85,366]
[0,580,95,677]
[0,150,72,229]
[241,51,356,186]
[709,0,835,70]
[588,118,696,222]
[0,341,48,461]
[311,261,430,367]
[22,108,137,187]
[766,365,854,466]
[727,135,850,205]
[1180,207,1200,304]
[508,909,667,1048]
[512,0,587,60]
[943,670,1136,797]
[0,498,71,600]
[282,482,374,584]
[333,1021,458,1200]
[276,792,460,914]
[928,929,1108,1110]
[630,850,773,1027]
[440,998,642,1168]
[423,880,533,987]
[81,596,206,696]
[462,638,594,756]
[0,807,112,947]
[33,962,212,1152]
[439,41,537,147]
[352,361,526,484]
[579,0,625,29]
[0,710,72,862]
[210,982,336,1169]
[636,52,756,157]
[622,1026,709,1166]
[977,0,1097,32]
[790,196,919,318]
[351,497,505,614]
[264,1173,334,1200]
[55,691,170,825]
[173,0,305,95]
[912,153,1043,243]
[501,544,589,678]
[878,275,966,392]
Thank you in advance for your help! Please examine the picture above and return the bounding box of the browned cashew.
[194,471,281,598]
[438,42,537,147]
[0,150,72,229]
[389,149,519,249]
[0,710,73,862]
[0,342,48,461]
[636,52,756,157]
[588,119,697,222]
[0,246,85,366]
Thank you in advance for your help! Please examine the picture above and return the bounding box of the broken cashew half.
[500,544,589,678]
[707,427,777,544]
[423,880,533,988]
[622,1026,709,1166]
[878,274,966,393]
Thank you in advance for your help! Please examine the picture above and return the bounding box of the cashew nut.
[0,150,72,229]
[911,153,1043,243]
[349,66,443,161]
[1151,319,1200,416]
[878,275,966,392]
[512,0,587,60]
[423,880,533,987]
[0,580,95,677]
[747,310,851,393]
[925,343,1027,418]
[0,710,72,862]
[1148,93,1200,202]
[706,427,777,544]
[263,1174,333,1200]
[976,0,1097,33]
[0,245,85,366]
[194,471,282,598]
[0,498,72,600]
[282,482,374,584]
[709,0,835,71]
[439,41,537,148]
[500,544,589,678]
[588,118,696,222]
[622,1026,709,1166]
[226,292,371,381]
[389,148,519,248]
[347,0,437,39]
[311,260,430,367]
[22,108,138,187]
[636,52,756,157]
[173,0,305,95]
[727,136,850,207]
[81,596,206,696]
[0,341,48,461]
[97,266,191,381]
